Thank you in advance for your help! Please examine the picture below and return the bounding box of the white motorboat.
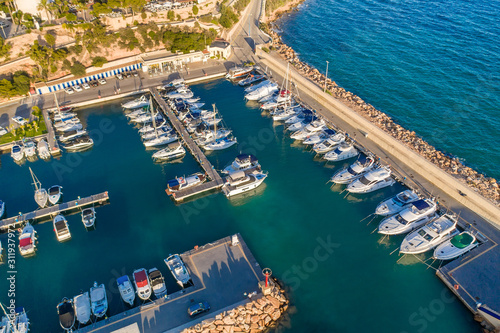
[62,136,94,151]
[244,80,270,92]
[58,129,88,143]
[122,95,150,109]
[285,110,314,124]
[303,129,336,145]
[52,112,76,122]
[286,118,314,132]
[117,275,135,306]
[149,268,167,298]
[73,292,91,325]
[57,298,75,332]
[23,140,36,158]
[331,154,376,184]
[18,223,37,257]
[53,214,71,242]
[378,198,438,235]
[203,117,223,126]
[90,282,108,318]
[400,214,458,254]
[48,185,63,205]
[11,143,24,161]
[226,66,253,80]
[139,120,167,134]
[203,137,237,151]
[239,74,265,86]
[433,231,478,260]
[81,207,96,228]
[54,118,81,129]
[13,307,29,333]
[189,102,205,109]
[167,173,206,193]
[347,165,395,194]
[143,132,178,147]
[290,119,327,140]
[222,171,268,197]
[324,142,359,161]
[195,129,232,145]
[126,109,147,119]
[375,190,420,216]
[131,112,163,124]
[37,139,51,159]
[260,99,283,110]
[272,107,297,121]
[313,133,345,154]
[0,200,4,218]
[133,268,152,301]
[56,120,83,133]
[29,167,48,208]
[223,154,260,174]
[164,254,191,287]
[245,82,279,101]
[141,126,172,140]
[152,142,186,160]
[167,90,194,99]
[184,97,200,103]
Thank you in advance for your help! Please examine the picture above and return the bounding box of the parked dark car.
[187,301,210,317]
[89,81,98,87]
[124,71,132,78]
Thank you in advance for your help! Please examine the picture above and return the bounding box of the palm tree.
[37,0,53,22]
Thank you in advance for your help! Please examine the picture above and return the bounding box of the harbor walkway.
[75,234,263,333]
[0,191,109,231]
[41,106,61,155]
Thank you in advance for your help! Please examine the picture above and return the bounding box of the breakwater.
[263,28,499,205]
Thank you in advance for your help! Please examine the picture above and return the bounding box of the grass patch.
[0,116,48,145]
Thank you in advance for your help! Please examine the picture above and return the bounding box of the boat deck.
[0,191,109,231]
[74,234,263,333]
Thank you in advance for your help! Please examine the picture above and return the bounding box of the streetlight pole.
[324,60,329,92]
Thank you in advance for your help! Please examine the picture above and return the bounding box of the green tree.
[192,5,199,15]
[91,56,108,67]
[70,61,86,77]
[12,71,31,95]
[44,33,56,47]
[141,11,147,20]
[65,12,77,21]
[167,10,175,20]
[0,36,11,59]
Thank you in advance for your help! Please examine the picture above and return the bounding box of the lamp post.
[324,60,329,92]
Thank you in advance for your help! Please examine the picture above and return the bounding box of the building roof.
[210,39,230,49]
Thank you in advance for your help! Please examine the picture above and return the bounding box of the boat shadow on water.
[153,156,185,165]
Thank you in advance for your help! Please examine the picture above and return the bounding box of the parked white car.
[98,78,107,85]
[74,85,83,92]
[82,82,90,89]
[0,126,7,136]
[12,116,28,126]
[65,87,75,94]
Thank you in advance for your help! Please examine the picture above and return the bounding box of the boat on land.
[29,167,48,208]
[313,133,345,154]
[347,166,395,194]
[167,173,206,192]
[37,139,51,159]
[152,141,186,160]
[323,142,358,161]
[375,190,420,216]
[226,66,254,80]
[400,214,458,254]
[53,214,71,242]
[222,171,268,197]
[133,268,152,301]
[18,223,37,257]
[149,268,167,298]
[11,143,24,161]
[117,275,135,306]
[81,207,96,228]
[62,136,94,151]
[165,254,191,287]
[378,198,438,235]
[331,154,376,184]
[433,231,478,260]
[239,74,265,86]
[48,185,63,205]
[23,140,36,158]
[57,298,75,332]
[73,292,91,325]
[90,282,108,318]
[58,129,87,143]
[122,95,150,109]
[223,154,260,174]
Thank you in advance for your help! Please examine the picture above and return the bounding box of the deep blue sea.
[278,0,500,179]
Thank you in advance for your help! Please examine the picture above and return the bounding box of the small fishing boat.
[62,136,94,151]
[152,142,186,160]
[73,292,91,325]
[226,66,254,80]
[13,307,29,333]
[313,133,345,154]
[165,254,191,287]
[133,268,152,301]
[149,268,167,298]
[58,129,88,143]
[53,214,71,242]
[323,142,359,161]
[81,207,96,228]
[222,154,260,174]
[29,167,48,208]
[400,214,458,254]
[203,137,237,151]
[239,74,265,86]
[331,154,376,184]
[122,95,150,109]
[0,200,4,218]
[222,171,268,198]
[23,140,36,158]
[48,185,63,205]
[59,106,74,113]
[90,282,108,318]
[11,143,24,161]
[117,275,135,306]
[18,223,37,257]
[37,139,51,159]
[57,298,75,332]
[375,190,420,216]
[347,166,395,194]
[378,198,438,235]
[433,231,478,260]
[303,129,336,145]
[167,173,206,193]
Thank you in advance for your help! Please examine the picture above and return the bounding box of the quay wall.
[256,46,500,228]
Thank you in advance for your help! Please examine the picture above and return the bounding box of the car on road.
[0,126,7,136]
[187,301,210,317]
[82,82,90,89]
[73,85,82,92]
[12,116,28,126]
[90,81,98,87]
[98,78,107,85]
[65,87,75,94]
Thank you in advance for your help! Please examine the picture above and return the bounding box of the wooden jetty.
[0,191,109,231]
[150,88,225,202]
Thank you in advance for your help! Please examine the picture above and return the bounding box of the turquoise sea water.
[0,80,480,332]
[278,0,500,179]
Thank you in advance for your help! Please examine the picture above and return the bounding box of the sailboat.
[201,105,237,150]
[143,97,178,147]
[29,167,48,208]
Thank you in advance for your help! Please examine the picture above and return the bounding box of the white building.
[208,39,231,59]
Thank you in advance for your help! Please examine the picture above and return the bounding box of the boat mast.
[213,104,217,138]
[29,167,41,191]
[150,96,158,139]
[0,302,20,333]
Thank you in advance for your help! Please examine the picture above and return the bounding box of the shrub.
[91,56,108,67]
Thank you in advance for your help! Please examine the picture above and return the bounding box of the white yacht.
[53,214,71,242]
[290,120,327,140]
[56,120,83,133]
[323,142,359,161]
[313,133,345,154]
[222,154,260,174]
[131,112,163,124]
[143,132,178,147]
[54,118,81,129]
[13,307,29,333]
[375,190,420,216]
[139,120,168,134]
[433,231,478,260]
[347,166,395,194]
[90,282,108,318]
[48,185,63,205]
[37,139,51,159]
[331,154,376,184]
[18,223,37,257]
[141,126,172,140]
[165,254,191,287]
[226,66,254,80]
[378,198,438,235]
[126,109,147,119]
[244,80,270,92]
[149,268,167,298]
[29,167,48,208]
[272,107,297,121]
[0,315,11,333]
[11,143,24,161]
[166,173,206,193]
[303,129,336,145]
[117,275,135,306]
[203,137,237,151]
[73,292,91,325]
[133,268,152,301]
[23,140,36,158]
[222,171,268,198]
[57,298,75,332]
[152,142,186,160]
[245,82,279,101]
[239,74,265,86]
[52,112,76,122]
[122,95,150,109]
[58,129,87,143]
[400,214,458,254]
[285,110,313,124]
[81,207,96,228]
[287,118,315,132]
[62,136,94,151]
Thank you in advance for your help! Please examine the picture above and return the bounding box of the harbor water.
[0,80,480,332]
